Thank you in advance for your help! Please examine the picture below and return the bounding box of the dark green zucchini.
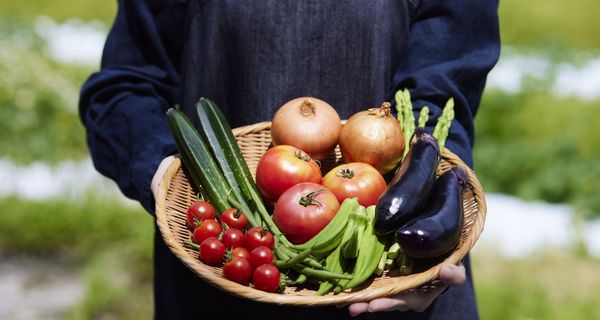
[195,98,286,237]
[166,108,231,215]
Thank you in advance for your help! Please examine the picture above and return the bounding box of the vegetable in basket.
[374,128,440,235]
[339,102,405,175]
[270,97,342,160]
[322,162,387,207]
[395,167,467,258]
[273,182,340,244]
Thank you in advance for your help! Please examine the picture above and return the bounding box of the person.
[79,0,500,319]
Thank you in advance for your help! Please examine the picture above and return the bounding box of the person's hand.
[346,262,466,317]
[151,155,177,198]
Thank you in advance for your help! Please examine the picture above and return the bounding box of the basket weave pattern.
[155,121,487,306]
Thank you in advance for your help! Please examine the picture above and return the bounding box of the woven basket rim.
[155,121,487,306]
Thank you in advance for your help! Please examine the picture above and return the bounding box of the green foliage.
[0,35,91,164]
[0,1,116,24]
[0,195,154,319]
[474,90,600,217]
[500,0,600,50]
[473,249,600,320]
[0,195,153,258]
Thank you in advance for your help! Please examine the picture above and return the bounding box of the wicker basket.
[155,121,487,307]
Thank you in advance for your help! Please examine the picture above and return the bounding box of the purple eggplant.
[374,128,440,235]
[395,167,468,258]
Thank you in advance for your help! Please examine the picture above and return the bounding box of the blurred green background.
[1,1,599,319]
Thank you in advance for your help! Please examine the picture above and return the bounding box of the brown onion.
[271,97,341,160]
[339,102,405,174]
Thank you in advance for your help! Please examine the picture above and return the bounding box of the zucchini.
[195,98,290,242]
[166,108,231,215]
[194,99,247,208]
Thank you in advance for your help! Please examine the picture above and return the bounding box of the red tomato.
[249,246,274,269]
[255,145,322,203]
[231,247,250,260]
[199,238,225,266]
[273,182,340,244]
[322,162,387,207]
[223,257,252,285]
[186,200,215,229]
[220,208,248,230]
[252,264,281,293]
[193,220,223,244]
[245,227,275,251]
[222,228,246,249]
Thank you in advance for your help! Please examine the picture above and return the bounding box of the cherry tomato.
[222,228,246,249]
[231,247,250,260]
[193,219,222,245]
[199,238,225,266]
[249,246,274,269]
[322,162,387,207]
[273,182,340,244]
[223,257,252,285]
[245,227,275,251]
[255,145,322,203]
[186,200,215,229]
[220,208,248,230]
[252,264,281,293]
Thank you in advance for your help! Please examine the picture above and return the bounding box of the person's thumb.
[439,263,466,287]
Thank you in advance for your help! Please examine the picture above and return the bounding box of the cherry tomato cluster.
[185,201,281,292]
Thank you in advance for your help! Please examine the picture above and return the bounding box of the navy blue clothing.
[79,0,500,319]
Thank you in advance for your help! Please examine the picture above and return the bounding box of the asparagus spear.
[433,98,455,151]
[418,106,430,128]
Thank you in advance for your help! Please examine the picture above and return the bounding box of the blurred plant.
[475,90,600,218]
[0,29,90,164]
[0,195,154,319]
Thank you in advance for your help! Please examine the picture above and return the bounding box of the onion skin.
[271,97,341,160]
[339,102,405,174]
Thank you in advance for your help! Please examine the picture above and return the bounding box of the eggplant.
[374,128,440,235]
[395,167,468,258]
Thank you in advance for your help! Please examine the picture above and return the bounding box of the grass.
[499,0,600,51]
[0,0,116,24]
[0,195,154,319]
[472,247,600,320]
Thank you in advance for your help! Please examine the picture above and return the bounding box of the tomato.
[273,182,340,244]
[231,247,250,260]
[222,228,246,249]
[245,227,275,251]
[186,200,215,229]
[249,246,274,269]
[252,264,281,293]
[255,145,322,203]
[199,238,225,266]
[193,220,223,245]
[322,162,387,207]
[220,208,248,230]
[223,257,252,285]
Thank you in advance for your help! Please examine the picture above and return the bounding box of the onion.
[339,102,405,174]
[271,97,341,160]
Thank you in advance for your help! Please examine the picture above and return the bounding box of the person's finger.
[366,297,410,313]
[439,263,466,287]
[348,302,369,317]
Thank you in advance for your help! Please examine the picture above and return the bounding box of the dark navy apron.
[154,1,478,319]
